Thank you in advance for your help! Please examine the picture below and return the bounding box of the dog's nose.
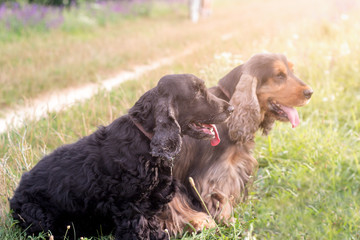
[303,89,313,99]
[226,105,235,113]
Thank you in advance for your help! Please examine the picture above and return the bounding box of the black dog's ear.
[150,97,182,161]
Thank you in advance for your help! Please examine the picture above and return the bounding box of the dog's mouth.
[188,122,220,146]
[269,100,299,128]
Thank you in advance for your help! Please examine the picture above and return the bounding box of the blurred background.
[1,0,360,239]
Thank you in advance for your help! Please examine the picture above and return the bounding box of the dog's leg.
[149,171,176,207]
[159,194,216,236]
[113,211,153,240]
[12,201,53,235]
[207,190,235,224]
[148,216,168,240]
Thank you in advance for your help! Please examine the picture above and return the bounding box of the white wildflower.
[341,14,349,21]
[340,42,351,56]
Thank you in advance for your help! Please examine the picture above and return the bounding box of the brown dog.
[159,53,313,235]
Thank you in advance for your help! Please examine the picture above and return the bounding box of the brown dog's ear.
[218,65,243,99]
[227,74,261,143]
[150,97,182,161]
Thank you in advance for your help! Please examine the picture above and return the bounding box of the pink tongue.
[280,105,300,128]
[201,124,220,146]
[209,124,220,146]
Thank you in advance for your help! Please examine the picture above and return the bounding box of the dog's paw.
[188,213,216,232]
[219,215,236,227]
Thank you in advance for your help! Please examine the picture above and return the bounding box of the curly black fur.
[10,74,232,240]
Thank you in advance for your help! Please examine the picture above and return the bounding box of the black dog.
[10,74,234,240]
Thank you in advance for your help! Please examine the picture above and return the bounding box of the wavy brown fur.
[159,53,313,236]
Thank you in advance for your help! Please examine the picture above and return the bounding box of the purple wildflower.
[0,0,183,33]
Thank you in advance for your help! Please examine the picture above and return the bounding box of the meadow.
[1,0,360,239]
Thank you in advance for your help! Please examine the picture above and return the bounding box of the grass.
[0,0,188,108]
[1,0,360,239]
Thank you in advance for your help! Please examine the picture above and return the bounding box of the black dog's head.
[129,74,233,160]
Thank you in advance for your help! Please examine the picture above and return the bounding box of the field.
[1,0,360,239]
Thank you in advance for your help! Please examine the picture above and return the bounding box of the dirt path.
[0,46,200,134]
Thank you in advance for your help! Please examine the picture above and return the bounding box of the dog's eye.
[195,89,205,99]
[276,72,286,79]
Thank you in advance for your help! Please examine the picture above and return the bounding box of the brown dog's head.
[218,53,313,142]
